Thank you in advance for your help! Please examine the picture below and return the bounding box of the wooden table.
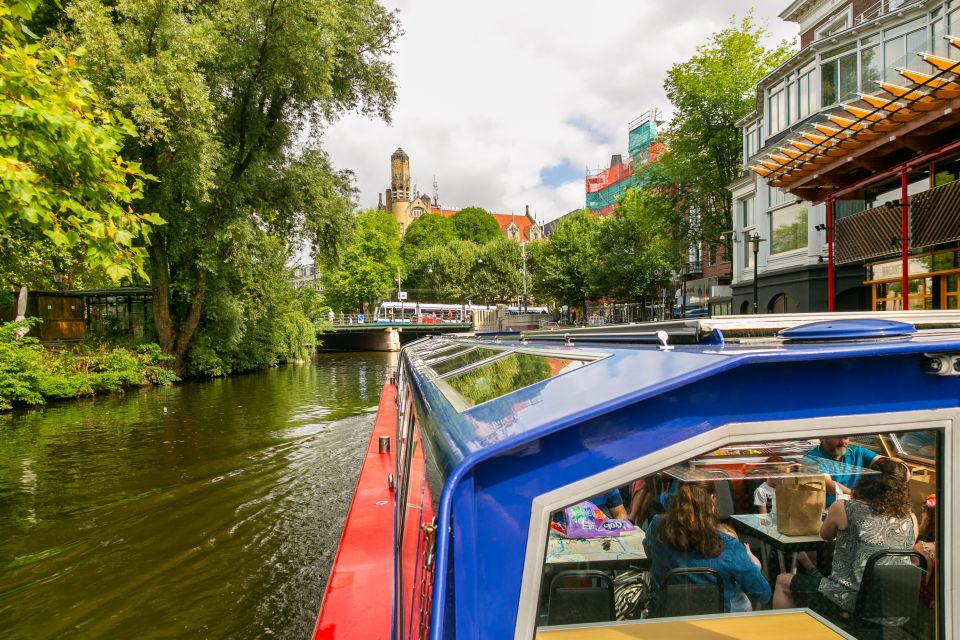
[546,527,647,569]
[729,514,832,576]
[535,609,855,639]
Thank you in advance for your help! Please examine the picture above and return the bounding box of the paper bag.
[775,477,826,536]
[908,468,936,514]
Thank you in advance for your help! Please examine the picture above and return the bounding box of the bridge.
[319,317,472,351]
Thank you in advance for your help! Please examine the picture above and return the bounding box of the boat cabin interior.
[392,313,958,640]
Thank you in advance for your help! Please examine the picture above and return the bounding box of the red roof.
[430,206,540,241]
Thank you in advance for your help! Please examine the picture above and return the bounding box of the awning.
[752,37,960,201]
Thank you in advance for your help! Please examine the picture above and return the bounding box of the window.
[770,207,808,254]
[743,237,754,270]
[767,183,791,210]
[767,89,785,134]
[797,69,815,120]
[821,51,858,106]
[412,207,424,218]
[743,121,762,161]
[532,426,944,636]
[861,44,881,89]
[883,20,926,84]
[429,347,503,375]
[738,197,755,229]
[817,13,850,40]
[443,352,586,409]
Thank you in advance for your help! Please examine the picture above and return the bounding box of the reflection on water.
[0,352,397,639]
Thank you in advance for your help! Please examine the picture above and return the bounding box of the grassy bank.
[0,320,179,411]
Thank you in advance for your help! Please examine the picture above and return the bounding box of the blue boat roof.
[404,311,960,480]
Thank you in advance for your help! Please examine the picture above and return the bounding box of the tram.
[314,312,957,640]
[373,301,548,323]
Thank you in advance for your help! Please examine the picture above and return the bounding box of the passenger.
[772,458,917,617]
[627,477,656,525]
[590,487,628,520]
[913,494,936,610]
[753,456,789,517]
[803,436,882,507]
[717,523,762,613]
[643,483,771,613]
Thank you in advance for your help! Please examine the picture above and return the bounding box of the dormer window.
[412,208,424,218]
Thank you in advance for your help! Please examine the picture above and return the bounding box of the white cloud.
[323,1,798,224]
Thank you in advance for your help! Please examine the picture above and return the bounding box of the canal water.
[0,352,397,639]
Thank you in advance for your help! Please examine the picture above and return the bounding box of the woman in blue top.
[643,482,771,614]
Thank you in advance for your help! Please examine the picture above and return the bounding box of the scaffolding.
[585,109,664,213]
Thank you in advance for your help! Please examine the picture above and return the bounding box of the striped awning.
[751,37,960,192]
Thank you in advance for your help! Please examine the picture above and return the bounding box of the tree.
[450,207,501,243]
[401,213,455,264]
[405,239,479,303]
[322,210,401,312]
[594,189,675,306]
[66,0,400,373]
[472,238,522,305]
[528,211,601,317]
[0,0,159,282]
[658,15,793,245]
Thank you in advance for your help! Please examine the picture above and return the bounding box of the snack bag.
[563,501,636,539]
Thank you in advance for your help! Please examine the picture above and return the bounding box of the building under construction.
[584,111,664,216]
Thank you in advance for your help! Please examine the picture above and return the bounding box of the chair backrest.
[853,550,927,623]
[547,570,615,626]
[656,567,725,618]
[700,471,735,520]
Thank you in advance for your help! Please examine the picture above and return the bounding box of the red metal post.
[901,169,909,311]
[827,198,835,312]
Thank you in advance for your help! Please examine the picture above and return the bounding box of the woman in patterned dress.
[773,458,917,620]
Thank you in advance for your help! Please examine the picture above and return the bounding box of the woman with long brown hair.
[643,482,770,613]
[774,457,917,616]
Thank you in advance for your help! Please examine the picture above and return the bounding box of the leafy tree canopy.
[472,237,522,305]
[322,210,401,313]
[65,0,400,371]
[595,189,676,302]
[405,239,479,303]
[0,0,160,282]
[450,206,501,244]
[658,14,793,245]
[528,210,601,314]
[401,213,454,264]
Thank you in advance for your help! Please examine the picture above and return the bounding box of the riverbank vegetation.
[0,320,179,410]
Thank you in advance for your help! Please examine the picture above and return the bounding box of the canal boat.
[313,312,957,640]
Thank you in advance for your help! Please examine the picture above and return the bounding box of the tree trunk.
[150,241,206,376]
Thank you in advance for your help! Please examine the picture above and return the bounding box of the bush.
[0,320,180,410]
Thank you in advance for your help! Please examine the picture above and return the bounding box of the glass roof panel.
[423,343,473,361]
[429,347,504,375]
[443,352,587,408]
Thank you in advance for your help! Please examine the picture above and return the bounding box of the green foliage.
[404,239,478,303]
[0,319,178,410]
[473,237,522,305]
[322,210,401,312]
[594,189,676,301]
[186,234,318,376]
[657,14,794,245]
[401,213,454,264]
[446,352,552,407]
[66,0,400,370]
[528,211,602,313]
[450,207,501,243]
[0,0,161,282]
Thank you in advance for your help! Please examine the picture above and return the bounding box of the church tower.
[389,147,411,208]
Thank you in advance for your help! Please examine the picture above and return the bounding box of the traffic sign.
[398,291,408,300]
[357,313,365,323]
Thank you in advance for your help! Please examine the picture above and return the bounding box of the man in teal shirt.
[804,437,880,507]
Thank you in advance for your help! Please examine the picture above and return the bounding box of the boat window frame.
[432,346,602,413]
[513,408,958,640]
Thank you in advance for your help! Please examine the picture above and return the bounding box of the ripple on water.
[0,352,396,639]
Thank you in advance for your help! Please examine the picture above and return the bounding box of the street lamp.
[520,240,528,312]
[751,232,765,314]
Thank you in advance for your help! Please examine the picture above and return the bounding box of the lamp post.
[680,263,687,319]
[521,240,528,313]
[751,232,765,314]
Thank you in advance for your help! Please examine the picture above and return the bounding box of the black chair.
[848,550,927,639]
[653,567,724,618]
[546,569,615,626]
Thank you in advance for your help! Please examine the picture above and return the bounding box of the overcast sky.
[323,1,799,225]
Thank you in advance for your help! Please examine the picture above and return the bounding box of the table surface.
[535,609,854,639]
[730,513,826,546]
[546,527,647,565]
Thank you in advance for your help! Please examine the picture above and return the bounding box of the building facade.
[585,112,665,217]
[730,0,960,314]
[381,147,543,241]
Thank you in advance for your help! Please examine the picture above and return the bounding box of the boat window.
[422,344,472,362]
[443,352,587,409]
[429,347,504,375]
[891,430,937,462]
[533,429,943,638]
[849,434,888,456]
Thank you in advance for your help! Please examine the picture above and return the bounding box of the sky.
[323,0,800,226]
